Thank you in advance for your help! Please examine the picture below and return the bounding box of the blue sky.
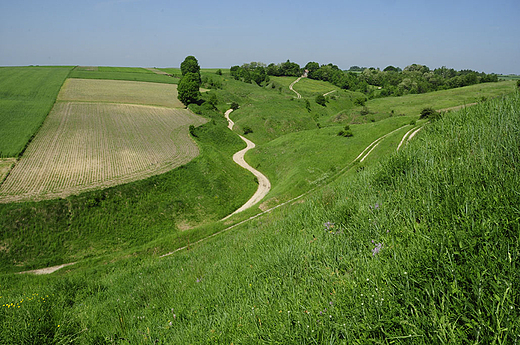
[1,0,519,74]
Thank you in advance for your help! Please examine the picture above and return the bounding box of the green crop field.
[69,66,180,84]
[58,78,185,108]
[0,103,206,202]
[0,66,73,157]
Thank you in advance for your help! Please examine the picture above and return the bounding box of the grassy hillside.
[0,105,256,273]
[2,92,518,343]
[0,66,73,157]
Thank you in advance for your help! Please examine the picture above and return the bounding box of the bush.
[337,129,354,137]
[420,107,437,119]
[410,120,416,126]
[230,102,239,110]
[354,97,366,106]
[243,126,253,135]
[517,80,520,89]
[315,94,327,106]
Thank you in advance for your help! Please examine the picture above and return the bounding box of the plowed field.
[0,102,206,202]
[58,78,184,108]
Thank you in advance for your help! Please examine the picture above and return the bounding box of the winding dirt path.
[222,109,271,220]
[289,77,303,99]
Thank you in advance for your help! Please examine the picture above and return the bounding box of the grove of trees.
[230,59,499,100]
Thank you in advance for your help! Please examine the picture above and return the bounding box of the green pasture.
[0,66,73,157]
[2,92,518,343]
[271,76,340,97]
[356,80,516,117]
[69,66,179,84]
[247,116,423,205]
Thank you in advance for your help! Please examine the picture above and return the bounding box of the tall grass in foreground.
[1,93,519,343]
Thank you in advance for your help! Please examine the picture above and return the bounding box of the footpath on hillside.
[222,109,271,219]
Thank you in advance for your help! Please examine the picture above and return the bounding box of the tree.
[180,56,201,84]
[177,72,201,106]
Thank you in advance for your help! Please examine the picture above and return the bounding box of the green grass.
[2,92,518,343]
[498,74,520,81]
[69,66,180,84]
[0,105,257,273]
[272,76,339,97]
[0,66,73,157]
[247,116,426,206]
[356,81,516,117]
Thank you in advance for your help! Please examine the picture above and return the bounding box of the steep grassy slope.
[2,92,518,344]
[0,106,256,273]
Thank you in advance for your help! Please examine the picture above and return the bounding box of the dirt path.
[18,262,76,275]
[289,77,303,99]
[20,120,410,270]
[323,90,337,96]
[222,109,271,220]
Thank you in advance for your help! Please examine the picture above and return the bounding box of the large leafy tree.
[177,72,201,106]
[180,55,201,84]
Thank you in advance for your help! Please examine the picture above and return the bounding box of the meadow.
[0,66,73,157]
[1,91,518,344]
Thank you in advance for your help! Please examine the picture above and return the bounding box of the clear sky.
[1,0,519,74]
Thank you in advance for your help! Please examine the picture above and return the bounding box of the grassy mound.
[2,92,518,343]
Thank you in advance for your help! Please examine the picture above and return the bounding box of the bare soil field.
[0,102,206,202]
[58,78,185,108]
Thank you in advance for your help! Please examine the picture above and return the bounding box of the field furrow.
[0,102,206,202]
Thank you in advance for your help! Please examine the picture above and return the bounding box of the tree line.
[230,60,499,99]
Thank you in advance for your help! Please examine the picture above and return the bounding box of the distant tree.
[383,65,401,72]
[315,94,327,106]
[216,69,222,75]
[304,62,320,78]
[181,56,201,78]
[177,72,201,106]
[517,80,520,89]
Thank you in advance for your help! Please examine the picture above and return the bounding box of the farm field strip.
[0,102,206,202]
[57,78,185,108]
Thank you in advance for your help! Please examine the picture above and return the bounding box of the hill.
[2,90,518,343]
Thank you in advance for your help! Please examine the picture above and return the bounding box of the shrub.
[242,126,253,135]
[230,102,239,110]
[410,119,416,126]
[315,94,327,106]
[420,106,437,119]
[337,129,354,137]
[354,97,366,106]
[517,80,520,89]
